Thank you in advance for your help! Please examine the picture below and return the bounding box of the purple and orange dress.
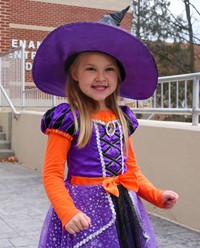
[38,103,164,248]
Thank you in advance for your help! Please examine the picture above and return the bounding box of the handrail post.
[0,57,2,109]
[192,77,199,125]
[53,95,57,107]
[21,45,25,109]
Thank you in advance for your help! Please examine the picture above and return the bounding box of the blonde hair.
[66,52,129,152]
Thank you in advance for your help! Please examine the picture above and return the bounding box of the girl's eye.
[106,67,115,72]
[86,67,95,71]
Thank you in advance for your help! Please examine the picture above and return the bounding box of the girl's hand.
[65,212,91,234]
[162,190,179,209]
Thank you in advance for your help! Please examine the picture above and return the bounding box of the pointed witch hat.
[32,6,158,100]
[98,6,130,26]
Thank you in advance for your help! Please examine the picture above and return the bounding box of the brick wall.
[0,0,132,84]
[0,0,10,52]
[10,0,131,28]
[194,45,200,71]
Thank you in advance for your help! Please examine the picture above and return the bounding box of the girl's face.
[71,52,119,109]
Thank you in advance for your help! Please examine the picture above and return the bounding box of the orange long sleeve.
[126,136,165,208]
[43,132,81,228]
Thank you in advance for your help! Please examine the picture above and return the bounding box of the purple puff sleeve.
[120,105,139,135]
[41,103,78,137]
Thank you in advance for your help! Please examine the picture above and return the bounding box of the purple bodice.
[67,120,127,180]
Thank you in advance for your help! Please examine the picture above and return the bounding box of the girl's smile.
[71,52,119,109]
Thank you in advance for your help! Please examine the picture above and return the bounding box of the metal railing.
[22,88,66,109]
[129,72,200,125]
[0,47,200,125]
[0,83,20,117]
[0,46,24,117]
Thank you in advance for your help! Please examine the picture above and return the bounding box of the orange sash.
[71,171,139,197]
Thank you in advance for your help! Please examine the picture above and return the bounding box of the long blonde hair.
[66,52,129,152]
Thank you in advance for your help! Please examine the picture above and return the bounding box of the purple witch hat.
[32,7,158,100]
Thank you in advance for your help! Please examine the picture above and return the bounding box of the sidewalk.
[0,162,199,248]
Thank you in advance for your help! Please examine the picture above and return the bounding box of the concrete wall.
[4,111,200,232]
[12,111,47,170]
[133,120,200,233]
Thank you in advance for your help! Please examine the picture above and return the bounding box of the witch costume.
[33,6,164,248]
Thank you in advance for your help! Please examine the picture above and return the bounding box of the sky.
[169,0,200,15]
[169,0,200,38]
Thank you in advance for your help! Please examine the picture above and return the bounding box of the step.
[0,140,10,149]
[0,132,6,140]
[0,149,15,159]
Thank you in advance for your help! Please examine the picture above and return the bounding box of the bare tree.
[131,0,200,75]
[183,0,195,72]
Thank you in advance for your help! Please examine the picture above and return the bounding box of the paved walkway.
[0,162,200,248]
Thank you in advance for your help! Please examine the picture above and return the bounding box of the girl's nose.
[95,71,106,82]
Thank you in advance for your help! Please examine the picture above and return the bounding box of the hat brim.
[32,22,158,100]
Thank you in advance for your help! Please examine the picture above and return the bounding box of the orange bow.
[102,171,138,197]
[71,171,138,197]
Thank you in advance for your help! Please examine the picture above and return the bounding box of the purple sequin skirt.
[38,183,159,248]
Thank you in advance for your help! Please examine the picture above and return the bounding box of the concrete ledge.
[139,119,200,130]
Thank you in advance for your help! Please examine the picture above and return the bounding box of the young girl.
[33,7,178,248]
